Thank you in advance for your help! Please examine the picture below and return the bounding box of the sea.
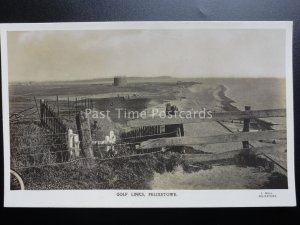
[188,77,286,110]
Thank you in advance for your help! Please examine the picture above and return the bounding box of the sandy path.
[151,165,270,189]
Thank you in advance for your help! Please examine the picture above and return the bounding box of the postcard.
[1,21,296,207]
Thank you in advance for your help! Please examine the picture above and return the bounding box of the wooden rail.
[127,108,286,127]
[139,130,286,149]
[183,143,287,164]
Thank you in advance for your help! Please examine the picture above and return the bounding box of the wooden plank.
[183,143,286,164]
[140,130,286,149]
[127,108,286,127]
[184,149,242,163]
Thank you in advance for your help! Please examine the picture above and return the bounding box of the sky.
[7,29,286,82]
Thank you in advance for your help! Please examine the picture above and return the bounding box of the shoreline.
[216,84,240,112]
[216,84,273,130]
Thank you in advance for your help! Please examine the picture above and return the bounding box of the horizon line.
[9,75,285,83]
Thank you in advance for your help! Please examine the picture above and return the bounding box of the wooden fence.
[120,124,186,143]
[126,107,286,146]
[40,99,68,145]
[139,130,286,149]
[39,100,288,170]
[126,106,287,170]
[121,125,164,142]
[43,96,94,120]
[74,97,94,113]
[127,108,286,127]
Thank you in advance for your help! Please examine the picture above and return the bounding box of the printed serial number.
[259,192,277,198]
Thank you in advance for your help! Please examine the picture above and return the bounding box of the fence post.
[54,117,57,135]
[68,129,75,157]
[48,106,51,130]
[46,102,49,128]
[45,102,48,127]
[76,111,95,168]
[40,99,44,124]
[75,97,78,113]
[57,96,60,116]
[68,97,70,119]
[34,96,41,119]
[242,106,251,150]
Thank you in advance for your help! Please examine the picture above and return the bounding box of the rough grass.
[17,152,182,190]
[10,122,60,169]
[10,118,183,190]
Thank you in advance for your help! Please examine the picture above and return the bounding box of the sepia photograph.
[1,22,295,207]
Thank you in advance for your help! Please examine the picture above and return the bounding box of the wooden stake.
[68,97,70,119]
[76,111,95,168]
[57,96,59,116]
[40,99,44,124]
[75,98,78,113]
[242,106,251,149]
[33,96,41,120]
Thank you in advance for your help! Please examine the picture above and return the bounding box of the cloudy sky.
[7,29,286,82]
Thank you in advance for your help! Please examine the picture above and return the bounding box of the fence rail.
[127,108,286,127]
[125,106,288,173]
[139,130,286,149]
[183,143,287,164]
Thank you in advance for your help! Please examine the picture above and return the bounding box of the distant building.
[113,76,127,86]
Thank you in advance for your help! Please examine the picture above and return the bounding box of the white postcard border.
[1,21,296,207]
